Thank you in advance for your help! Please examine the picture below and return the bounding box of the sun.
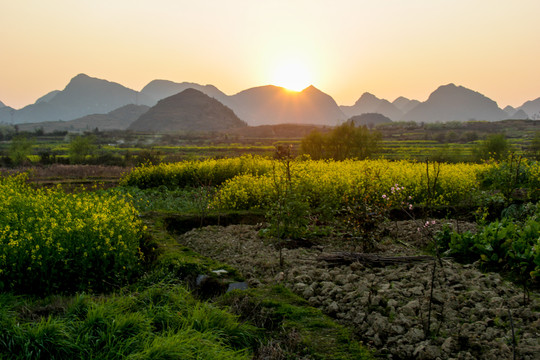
[271,60,312,92]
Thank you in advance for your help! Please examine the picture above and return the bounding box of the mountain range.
[1,73,540,131]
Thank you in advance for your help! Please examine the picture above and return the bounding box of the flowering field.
[120,156,492,210]
[0,174,144,294]
[214,159,489,210]
[120,155,275,189]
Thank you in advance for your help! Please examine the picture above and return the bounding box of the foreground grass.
[0,213,372,360]
[0,285,255,360]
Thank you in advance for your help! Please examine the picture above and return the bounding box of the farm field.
[2,119,539,166]
[0,153,539,359]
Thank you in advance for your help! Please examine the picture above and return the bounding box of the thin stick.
[508,309,516,360]
[425,258,437,339]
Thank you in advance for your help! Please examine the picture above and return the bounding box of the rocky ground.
[176,220,540,360]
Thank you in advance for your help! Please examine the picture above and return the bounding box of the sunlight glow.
[271,60,312,92]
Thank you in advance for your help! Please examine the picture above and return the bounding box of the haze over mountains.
[1,73,539,132]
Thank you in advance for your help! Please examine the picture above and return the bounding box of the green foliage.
[220,285,373,360]
[435,204,540,286]
[8,135,33,166]
[0,175,144,294]
[263,189,310,240]
[300,123,381,160]
[473,133,511,161]
[0,284,255,360]
[477,155,540,203]
[114,186,206,213]
[262,146,310,240]
[68,135,97,164]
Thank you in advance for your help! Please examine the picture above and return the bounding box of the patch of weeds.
[133,214,243,290]
[219,284,374,360]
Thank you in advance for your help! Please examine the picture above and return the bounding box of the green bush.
[436,206,540,285]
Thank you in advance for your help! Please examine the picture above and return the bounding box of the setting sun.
[271,60,312,92]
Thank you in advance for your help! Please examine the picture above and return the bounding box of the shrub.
[436,206,540,286]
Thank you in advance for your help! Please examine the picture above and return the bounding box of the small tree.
[8,135,33,166]
[474,133,510,161]
[301,123,381,160]
[69,135,96,164]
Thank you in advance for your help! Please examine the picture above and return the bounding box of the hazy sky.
[2,0,540,109]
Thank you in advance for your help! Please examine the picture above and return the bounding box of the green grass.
[0,285,255,360]
[220,285,373,360]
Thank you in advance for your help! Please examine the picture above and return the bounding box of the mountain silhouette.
[392,96,420,114]
[348,113,392,127]
[140,79,229,106]
[503,105,516,116]
[401,84,508,123]
[0,74,154,124]
[508,109,529,120]
[35,90,61,104]
[228,85,345,126]
[0,100,5,108]
[340,92,403,121]
[518,97,540,119]
[129,88,246,132]
[17,104,150,133]
[3,74,540,128]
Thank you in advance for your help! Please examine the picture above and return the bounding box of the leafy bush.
[0,175,144,294]
[436,205,540,285]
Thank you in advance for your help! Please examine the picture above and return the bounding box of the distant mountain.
[229,85,345,126]
[509,109,529,120]
[129,88,246,132]
[401,84,508,123]
[18,104,150,133]
[503,105,516,116]
[518,97,540,119]
[348,113,392,127]
[0,100,5,108]
[35,90,61,104]
[340,93,403,121]
[392,96,420,114]
[0,106,15,123]
[140,79,229,106]
[0,74,154,124]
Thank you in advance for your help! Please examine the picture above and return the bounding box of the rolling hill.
[128,88,246,132]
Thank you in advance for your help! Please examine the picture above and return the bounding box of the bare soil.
[176,220,540,360]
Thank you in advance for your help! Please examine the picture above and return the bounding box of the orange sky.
[1,0,540,109]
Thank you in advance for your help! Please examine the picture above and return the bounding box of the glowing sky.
[2,0,540,109]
